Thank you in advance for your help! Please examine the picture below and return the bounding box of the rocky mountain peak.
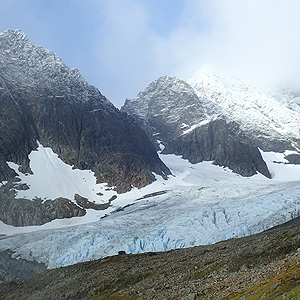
[0,28,91,102]
[122,76,271,178]
[0,29,170,226]
[122,75,208,150]
[0,28,29,41]
[137,75,199,101]
[122,75,271,179]
[0,28,62,67]
[124,75,207,126]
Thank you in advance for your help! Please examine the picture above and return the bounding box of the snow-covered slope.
[188,65,300,152]
[1,152,300,269]
[272,87,300,114]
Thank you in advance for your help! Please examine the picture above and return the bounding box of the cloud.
[158,0,300,89]
[211,0,300,89]
[91,0,216,105]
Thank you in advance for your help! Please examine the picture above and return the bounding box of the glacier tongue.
[1,152,300,268]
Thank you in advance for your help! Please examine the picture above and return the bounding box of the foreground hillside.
[1,219,300,300]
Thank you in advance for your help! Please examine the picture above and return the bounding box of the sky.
[1,0,300,107]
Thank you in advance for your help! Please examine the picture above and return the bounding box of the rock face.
[122,75,271,178]
[0,29,170,226]
[0,250,47,283]
[173,119,271,177]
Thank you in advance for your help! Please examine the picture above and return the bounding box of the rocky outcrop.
[74,194,113,210]
[285,154,300,164]
[0,182,86,226]
[122,75,271,178]
[172,119,271,177]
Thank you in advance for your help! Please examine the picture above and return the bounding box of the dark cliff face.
[0,29,169,191]
[0,29,170,226]
[122,75,271,179]
[171,119,271,178]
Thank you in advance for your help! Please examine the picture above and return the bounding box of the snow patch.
[180,123,189,129]
[285,150,300,156]
[7,142,116,203]
[181,119,211,135]
[156,140,165,151]
[261,151,300,181]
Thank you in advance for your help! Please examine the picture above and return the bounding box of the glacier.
[1,151,300,269]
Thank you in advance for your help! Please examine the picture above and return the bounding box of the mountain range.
[1,29,300,290]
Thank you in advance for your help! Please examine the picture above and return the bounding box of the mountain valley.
[1,29,300,299]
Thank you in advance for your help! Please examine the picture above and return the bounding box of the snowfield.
[1,147,300,269]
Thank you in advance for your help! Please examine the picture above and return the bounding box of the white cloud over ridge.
[203,0,300,89]
[166,0,300,87]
